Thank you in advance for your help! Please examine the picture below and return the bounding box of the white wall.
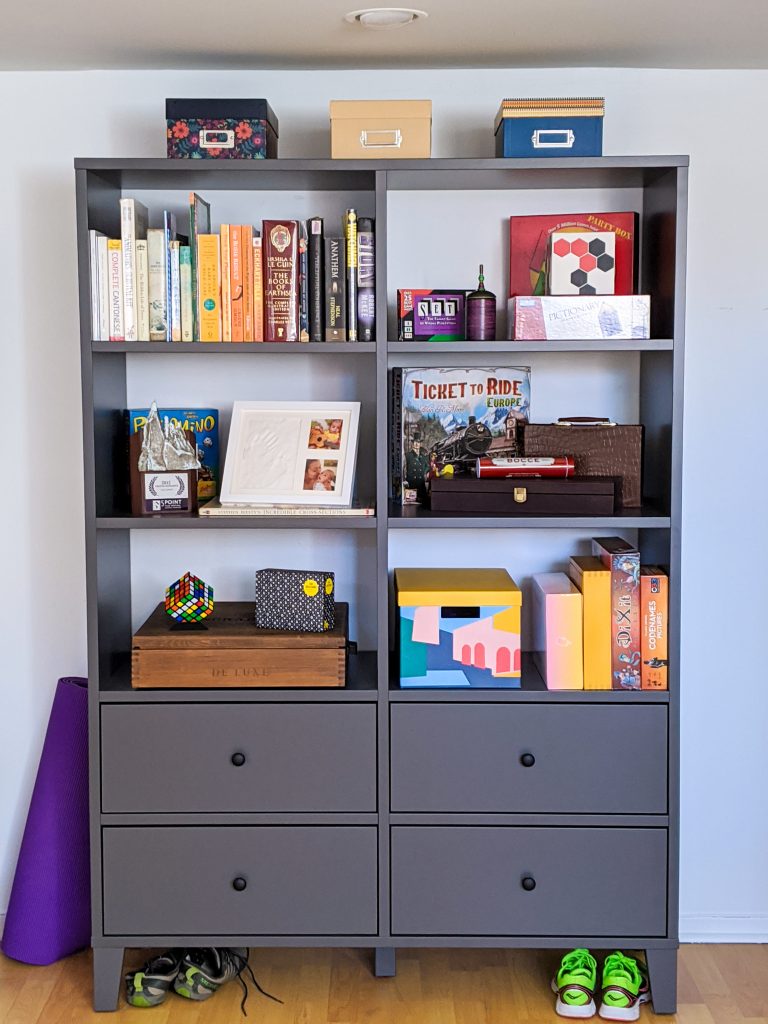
[1,67,767,942]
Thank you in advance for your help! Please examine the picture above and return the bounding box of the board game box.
[509,212,638,297]
[127,408,219,500]
[391,367,531,504]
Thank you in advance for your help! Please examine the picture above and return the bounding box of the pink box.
[532,572,583,690]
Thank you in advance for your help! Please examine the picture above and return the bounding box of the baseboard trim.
[680,914,768,943]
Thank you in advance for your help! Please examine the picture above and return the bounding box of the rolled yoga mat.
[2,676,90,965]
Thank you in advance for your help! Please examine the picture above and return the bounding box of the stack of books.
[88,195,375,343]
[532,536,668,691]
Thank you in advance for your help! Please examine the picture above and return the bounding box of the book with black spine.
[308,217,324,341]
[324,236,346,341]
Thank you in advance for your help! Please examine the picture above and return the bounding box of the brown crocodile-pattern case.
[522,422,643,507]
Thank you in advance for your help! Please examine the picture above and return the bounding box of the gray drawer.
[391,826,667,937]
[103,826,378,935]
[391,704,667,814]
[101,703,376,813]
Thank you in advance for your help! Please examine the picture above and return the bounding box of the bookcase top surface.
[75,156,689,171]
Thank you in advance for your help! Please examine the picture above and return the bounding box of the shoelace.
[603,951,641,986]
[220,948,284,1017]
[560,948,595,980]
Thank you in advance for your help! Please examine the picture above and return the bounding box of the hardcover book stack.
[88,195,375,343]
[532,536,668,691]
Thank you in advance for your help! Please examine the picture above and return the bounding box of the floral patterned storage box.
[166,98,279,159]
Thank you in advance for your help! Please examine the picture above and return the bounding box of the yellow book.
[568,555,611,690]
[197,234,221,342]
[220,224,231,342]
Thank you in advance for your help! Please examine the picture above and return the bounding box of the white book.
[135,239,150,342]
[97,236,110,341]
[179,246,193,342]
[199,499,375,517]
[119,198,149,342]
[169,241,182,342]
[88,229,103,339]
[107,239,124,341]
[147,228,167,342]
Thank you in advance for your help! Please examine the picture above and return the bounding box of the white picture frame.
[220,401,361,507]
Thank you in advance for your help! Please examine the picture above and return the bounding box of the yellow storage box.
[330,100,432,159]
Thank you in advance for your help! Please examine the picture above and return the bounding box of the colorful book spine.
[263,220,299,342]
[345,209,358,341]
[147,228,167,342]
[169,241,182,342]
[97,235,110,341]
[220,225,232,342]
[88,229,102,339]
[592,536,641,689]
[197,234,222,342]
[324,237,346,341]
[163,211,177,342]
[242,225,254,341]
[532,572,583,690]
[179,245,193,342]
[298,221,310,342]
[135,239,150,342]
[357,217,375,342]
[568,555,611,690]
[107,239,124,341]
[252,235,264,342]
[119,198,148,342]
[188,192,211,341]
[641,566,668,690]
[230,226,244,342]
[308,217,324,342]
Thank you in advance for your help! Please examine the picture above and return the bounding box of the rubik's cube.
[165,572,214,623]
[548,230,616,296]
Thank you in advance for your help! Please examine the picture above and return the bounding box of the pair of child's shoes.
[125,947,282,1015]
[551,949,650,1021]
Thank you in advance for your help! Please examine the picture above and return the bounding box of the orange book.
[253,234,264,342]
[641,566,668,690]
[242,225,254,341]
[230,226,244,342]
[220,224,231,342]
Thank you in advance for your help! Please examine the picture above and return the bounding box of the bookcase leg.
[646,947,677,1015]
[93,946,125,1011]
[374,947,396,977]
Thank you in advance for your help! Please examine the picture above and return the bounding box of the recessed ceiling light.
[344,7,428,30]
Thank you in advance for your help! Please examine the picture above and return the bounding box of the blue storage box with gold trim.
[395,568,522,688]
[495,97,604,158]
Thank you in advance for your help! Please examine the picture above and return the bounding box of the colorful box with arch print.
[395,568,521,688]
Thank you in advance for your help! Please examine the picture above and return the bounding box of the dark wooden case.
[132,601,349,688]
[429,475,616,515]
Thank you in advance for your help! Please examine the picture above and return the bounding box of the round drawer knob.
[231,752,246,767]
[521,876,536,892]
[232,877,247,892]
[520,752,536,768]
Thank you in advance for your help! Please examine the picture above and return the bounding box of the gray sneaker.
[125,948,186,1007]
[174,947,282,1015]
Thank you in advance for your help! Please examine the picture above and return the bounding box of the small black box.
[255,568,336,632]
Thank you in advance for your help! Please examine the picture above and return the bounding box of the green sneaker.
[599,952,650,1021]
[551,948,598,1018]
[174,948,283,1015]
[125,948,186,1007]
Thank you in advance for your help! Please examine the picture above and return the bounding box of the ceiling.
[2,0,768,71]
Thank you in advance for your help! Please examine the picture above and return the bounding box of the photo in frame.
[220,401,361,507]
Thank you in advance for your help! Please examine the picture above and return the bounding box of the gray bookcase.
[75,156,687,1013]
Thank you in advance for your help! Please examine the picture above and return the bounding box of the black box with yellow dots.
[255,569,336,633]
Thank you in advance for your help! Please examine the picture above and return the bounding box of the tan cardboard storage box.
[330,100,432,159]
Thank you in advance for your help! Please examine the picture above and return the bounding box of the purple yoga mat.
[2,676,90,965]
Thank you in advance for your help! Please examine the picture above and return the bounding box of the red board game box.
[509,212,638,297]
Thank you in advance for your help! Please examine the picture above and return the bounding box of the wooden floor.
[1,945,766,1023]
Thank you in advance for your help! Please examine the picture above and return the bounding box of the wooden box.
[132,602,348,688]
[429,475,616,515]
[330,100,431,159]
